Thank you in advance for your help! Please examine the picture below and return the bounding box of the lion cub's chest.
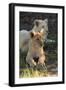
[30,45,44,56]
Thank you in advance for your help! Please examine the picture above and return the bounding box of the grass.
[19,68,48,78]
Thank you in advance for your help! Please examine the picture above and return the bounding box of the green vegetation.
[20,68,48,78]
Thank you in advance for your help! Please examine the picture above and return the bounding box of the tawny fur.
[26,31,46,67]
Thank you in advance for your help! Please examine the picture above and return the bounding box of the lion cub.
[26,30,46,68]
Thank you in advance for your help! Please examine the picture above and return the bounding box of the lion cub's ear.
[30,31,35,38]
[34,19,39,27]
[44,19,48,24]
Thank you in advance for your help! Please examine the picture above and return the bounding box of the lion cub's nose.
[33,57,39,63]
